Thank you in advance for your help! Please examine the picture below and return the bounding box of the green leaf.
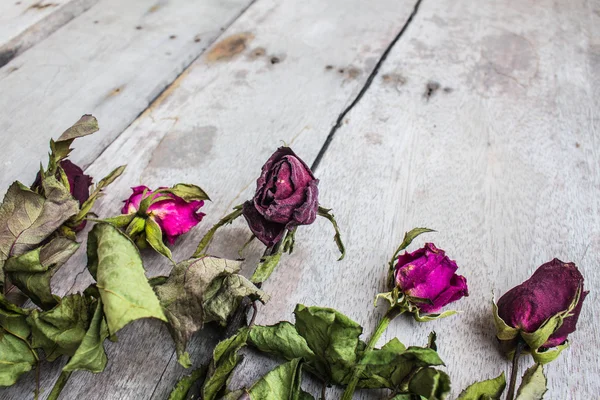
[28,294,92,361]
[125,216,147,238]
[57,114,99,142]
[317,206,346,260]
[457,372,506,399]
[293,304,362,384]
[145,217,173,261]
[50,115,99,164]
[247,358,311,400]
[520,285,582,351]
[71,165,126,225]
[515,364,547,400]
[6,237,79,310]
[101,213,136,228]
[413,309,458,322]
[492,299,519,341]
[203,328,249,400]
[193,207,243,258]
[248,322,316,362]
[0,179,79,290]
[0,294,31,343]
[250,253,282,284]
[357,338,444,390]
[154,257,265,366]
[408,367,451,400]
[63,299,109,373]
[0,327,37,387]
[203,273,269,324]
[389,228,436,270]
[530,342,569,364]
[95,165,126,190]
[164,183,210,202]
[86,223,167,334]
[168,365,208,400]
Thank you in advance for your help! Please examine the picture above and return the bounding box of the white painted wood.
[0,0,98,67]
[0,0,423,398]
[0,0,252,192]
[235,0,600,398]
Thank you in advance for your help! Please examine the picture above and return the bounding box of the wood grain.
[0,0,423,398]
[0,0,98,67]
[233,0,600,398]
[0,0,253,191]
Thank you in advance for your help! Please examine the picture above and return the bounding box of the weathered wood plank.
[1,0,423,398]
[0,0,253,192]
[231,0,600,398]
[0,0,98,67]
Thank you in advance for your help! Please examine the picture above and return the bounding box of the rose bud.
[32,159,93,232]
[494,258,587,362]
[242,147,319,247]
[121,185,205,244]
[33,160,93,205]
[395,242,468,314]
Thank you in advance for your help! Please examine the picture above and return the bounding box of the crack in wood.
[310,0,425,171]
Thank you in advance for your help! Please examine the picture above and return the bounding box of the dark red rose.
[496,258,587,348]
[32,160,92,232]
[243,147,318,246]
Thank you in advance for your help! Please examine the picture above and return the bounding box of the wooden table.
[1,0,598,398]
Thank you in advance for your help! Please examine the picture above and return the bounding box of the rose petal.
[242,201,286,247]
[148,197,204,244]
[121,186,149,214]
[419,274,469,314]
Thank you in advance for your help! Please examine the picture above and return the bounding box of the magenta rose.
[395,243,468,314]
[242,147,319,246]
[122,186,205,244]
[496,258,587,348]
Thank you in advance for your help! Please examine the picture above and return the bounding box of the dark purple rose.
[33,160,92,205]
[60,160,93,205]
[122,186,205,244]
[242,147,319,246]
[395,243,468,314]
[497,258,587,348]
[32,160,92,232]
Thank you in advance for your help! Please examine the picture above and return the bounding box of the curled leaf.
[317,206,345,260]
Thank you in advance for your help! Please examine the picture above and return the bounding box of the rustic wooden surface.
[0,0,98,67]
[1,0,599,398]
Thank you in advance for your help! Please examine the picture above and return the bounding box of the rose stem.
[321,381,327,400]
[506,338,525,400]
[48,370,72,400]
[341,306,404,400]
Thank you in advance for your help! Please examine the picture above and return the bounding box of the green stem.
[48,370,72,400]
[192,207,243,258]
[506,338,525,400]
[341,307,403,400]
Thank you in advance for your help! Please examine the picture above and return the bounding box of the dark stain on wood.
[424,81,440,100]
[325,65,334,70]
[206,33,254,62]
[27,2,58,10]
[382,73,407,85]
[0,48,18,68]
[169,35,177,40]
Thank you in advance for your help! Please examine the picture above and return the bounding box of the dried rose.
[122,185,205,244]
[33,160,93,205]
[495,258,587,359]
[242,147,318,246]
[395,242,468,314]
